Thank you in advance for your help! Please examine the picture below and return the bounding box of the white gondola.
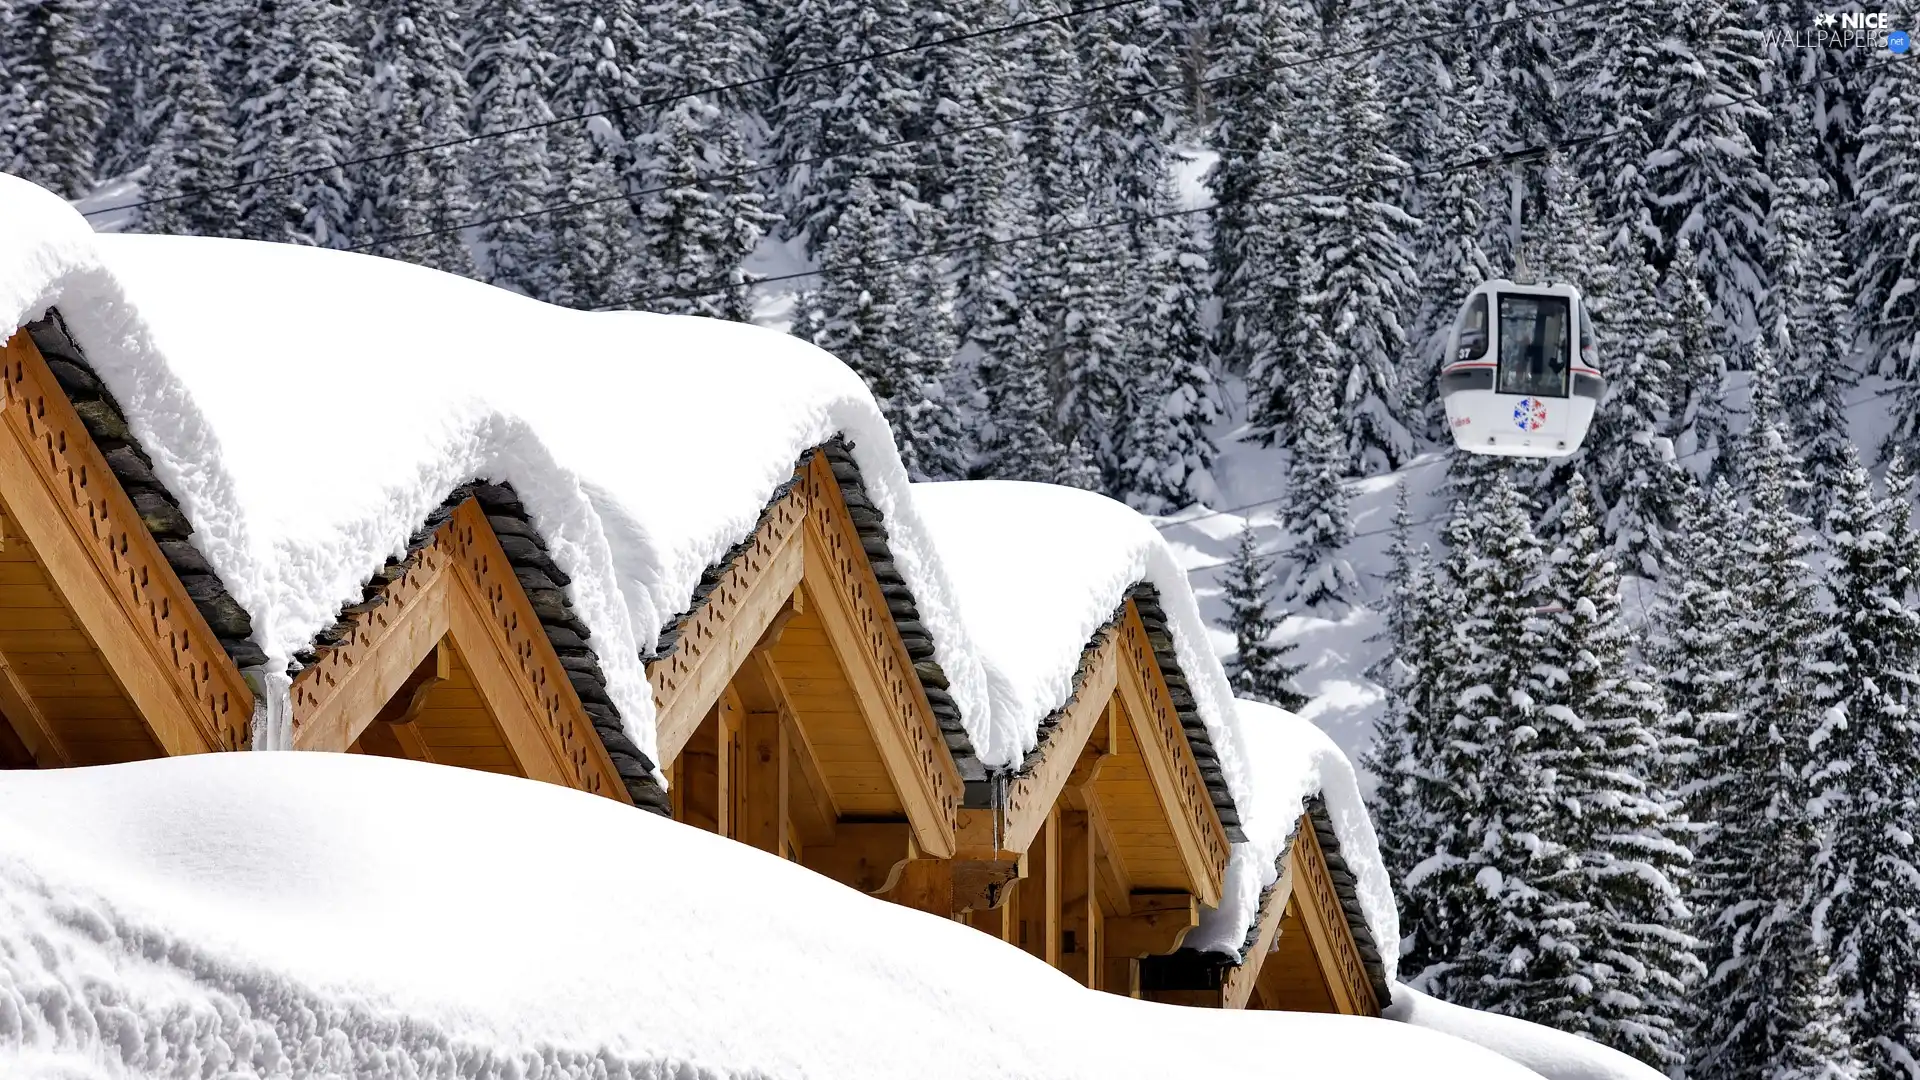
[1440,278,1604,458]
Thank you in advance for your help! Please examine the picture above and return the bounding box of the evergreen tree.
[1691,353,1859,1080]
[1365,484,1430,884]
[233,0,364,247]
[1811,450,1920,1080]
[545,119,633,309]
[1853,48,1920,443]
[1053,208,1130,489]
[138,8,239,238]
[362,0,474,274]
[1588,248,1688,579]
[1220,524,1307,711]
[1656,480,1746,835]
[1116,209,1220,513]
[800,177,958,481]
[1279,316,1357,612]
[1765,95,1854,524]
[1533,481,1700,1068]
[1,0,108,198]
[93,0,166,178]
[466,0,557,298]
[1408,59,1496,444]
[1666,239,1733,475]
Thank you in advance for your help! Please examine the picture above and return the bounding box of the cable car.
[1440,279,1603,458]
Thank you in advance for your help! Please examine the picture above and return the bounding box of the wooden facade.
[0,314,1385,1020]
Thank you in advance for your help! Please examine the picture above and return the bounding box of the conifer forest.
[4,0,1919,1073]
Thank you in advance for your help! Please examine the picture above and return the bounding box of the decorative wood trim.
[650,481,809,765]
[799,453,963,858]
[1221,857,1297,1010]
[1291,814,1381,1016]
[290,499,630,804]
[0,330,252,754]
[1113,600,1230,907]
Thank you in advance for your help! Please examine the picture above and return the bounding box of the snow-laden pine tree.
[138,9,239,238]
[362,0,474,274]
[1080,0,1178,224]
[1562,0,1668,264]
[1397,500,1491,988]
[1115,196,1218,513]
[1054,208,1131,490]
[1655,480,1745,831]
[93,0,165,179]
[1764,95,1854,524]
[1227,115,1309,437]
[1279,309,1356,613]
[1220,525,1307,712]
[1444,473,1563,1017]
[1532,481,1700,1069]
[1691,352,1863,1080]
[234,0,364,246]
[1365,484,1430,882]
[777,0,925,249]
[545,120,633,310]
[1665,239,1732,473]
[800,177,957,482]
[1651,0,1766,347]
[1407,58,1496,445]
[1207,0,1312,383]
[1588,248,1689,579]
[1252,38,1418,474]
[465,0,557,298]
[548,0,644,145]
[631,0,772,318]
[1810,450,1920,1079]
[1853,49,1920,445]
[1,0,108,198]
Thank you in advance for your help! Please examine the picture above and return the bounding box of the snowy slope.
[0,173,991,771]
[0,754,1548,1080]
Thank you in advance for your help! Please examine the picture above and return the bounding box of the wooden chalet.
[0,305,1388,1020]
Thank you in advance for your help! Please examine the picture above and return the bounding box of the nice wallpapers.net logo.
[1763,11,1910,51]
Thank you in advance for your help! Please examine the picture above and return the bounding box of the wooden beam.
[739,647,836,844]
[799,454,962,857]
[801,821,917,894]
[1221,857,1296,1010]
[0,646,70,766]
[650,485,808,767]
[1018,808,1062,967]
[890,858,954,919]
[740,708,789,856]
[1112,601,1229,907]
[1060,809,1096,986]
[295,572,453,753]
[1290,815,1382,1015]
[0,331,253,754]
[1105,893,1200,959]
[1104,957,1140,999]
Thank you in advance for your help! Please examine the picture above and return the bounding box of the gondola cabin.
[1440,279,1603,458]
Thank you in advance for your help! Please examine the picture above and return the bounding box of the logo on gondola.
[1513,398,1548,432]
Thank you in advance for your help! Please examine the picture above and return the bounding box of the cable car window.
[1578,299,1597,369]
[1497,294,1572,398]
[1454,294,1489,362]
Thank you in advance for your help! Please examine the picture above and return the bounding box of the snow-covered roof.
[1188,699,1401,989]
[1385,983,1665,1080]
[0,173,990,770]
[0,753,1545,1078]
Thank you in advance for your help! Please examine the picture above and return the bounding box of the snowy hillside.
[0,753,1555,1080]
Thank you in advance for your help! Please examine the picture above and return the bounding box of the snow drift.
[1385,983,1666,1080]
[0,173,990,771]
[0,754,1545,1079]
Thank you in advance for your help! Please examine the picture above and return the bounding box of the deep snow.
[0,753,1545,1080]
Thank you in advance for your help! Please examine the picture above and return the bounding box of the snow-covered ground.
[0,753,1555,1080]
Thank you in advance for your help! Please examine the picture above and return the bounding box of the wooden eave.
[0,325,255,759]
[287,491,643,808]
[645,440,971,858]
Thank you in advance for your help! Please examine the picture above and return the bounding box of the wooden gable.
[950,598,1234,995]
[1163,809,1387,1017]
[0,327,254,767]
[288,493,637,807]
[649,444,968,899]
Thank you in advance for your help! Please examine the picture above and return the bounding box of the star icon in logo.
[1814,11,1838,26]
